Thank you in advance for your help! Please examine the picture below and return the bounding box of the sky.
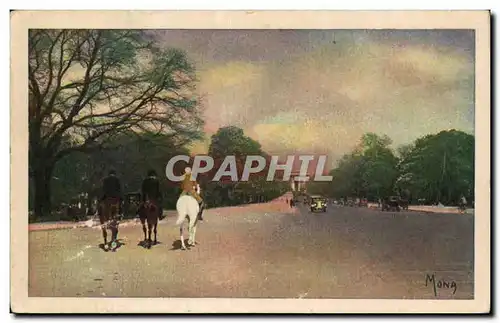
[147,29,475,167]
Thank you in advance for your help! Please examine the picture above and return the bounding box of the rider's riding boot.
[198,201,205,220]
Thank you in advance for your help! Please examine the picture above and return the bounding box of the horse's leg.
[140,218,147,241]
[115,219,119,241]
[109,223,118,251]
[153,206,159,244]
[180,223,187,250]
[188,217,195,246]
[147,220,153,249]
[192,222,198,245]
[101,223,110,251]
[101,226,108,246]
[114,206,120,242]
[153,219,158,245]
[111,220,118,243]
[110,213,118,242]
[189,220,198,246]
[99,213,108,248]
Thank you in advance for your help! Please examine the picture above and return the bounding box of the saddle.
[104,197,120,205]
[102,197,120,212]
[139,198,162,219]
[99,198,121,228]
[144,199,158,211]
[180,190,202,201]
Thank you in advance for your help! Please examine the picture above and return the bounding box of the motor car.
[382,196,401,212]
[358,198,368,207]
[346,198,355,207]
[310,195,327,212]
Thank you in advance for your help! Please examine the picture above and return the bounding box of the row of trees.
[30,125,288,221]
[307,130,475,206]
[201,126,289,207]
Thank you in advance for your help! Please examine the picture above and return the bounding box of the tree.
[327,133,398,200]
[29,30,203,218]
[396,130,474,205]
[329,152,365,198]
[396,143,415,161]
[208,126,262,158]
[358,133,392,152]
[358,133,399,199]
[203,126,284,207]
[306,180,331,197]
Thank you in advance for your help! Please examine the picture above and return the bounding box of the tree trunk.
[33,162,54,219]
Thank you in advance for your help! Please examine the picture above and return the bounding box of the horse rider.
[100,169,123,218]
[180,166,205,221]
[460,195,467,208]
[139,169,164,220]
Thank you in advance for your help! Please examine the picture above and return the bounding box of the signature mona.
[425,273,457,297]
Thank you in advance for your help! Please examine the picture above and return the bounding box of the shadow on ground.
[98,239,126,252]
[171,239,197,251]
[137,240,162,249]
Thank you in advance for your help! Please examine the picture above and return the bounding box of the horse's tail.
[175,204,189,226]
[175,212,186,226]
[175,196,187,226]
[175,195,199,226]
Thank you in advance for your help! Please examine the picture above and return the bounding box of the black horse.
[138,199,160,249]
[99,197,120,251]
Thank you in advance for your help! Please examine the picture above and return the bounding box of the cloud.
[197,61,265,133]
[149,30,475,165]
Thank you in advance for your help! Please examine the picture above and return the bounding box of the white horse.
[175,184,202,250]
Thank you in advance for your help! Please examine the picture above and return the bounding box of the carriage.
[399,197,409,210]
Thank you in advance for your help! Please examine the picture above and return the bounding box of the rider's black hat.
[147,169,157,177]
[109,169,117,176]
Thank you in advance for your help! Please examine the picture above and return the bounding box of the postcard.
[11,10,490,314]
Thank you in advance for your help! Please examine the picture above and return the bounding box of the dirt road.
[29,202,473,299]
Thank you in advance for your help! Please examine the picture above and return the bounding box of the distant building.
[290,170,311,192]
[288,157,321,192]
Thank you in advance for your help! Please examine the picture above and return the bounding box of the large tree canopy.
[208,126,262,158]
[324,133,398,200]
[395,129,474,205]
[29,29,203,218]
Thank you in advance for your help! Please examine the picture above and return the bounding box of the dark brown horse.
[99,197,120,251]
[139,199,160,249]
